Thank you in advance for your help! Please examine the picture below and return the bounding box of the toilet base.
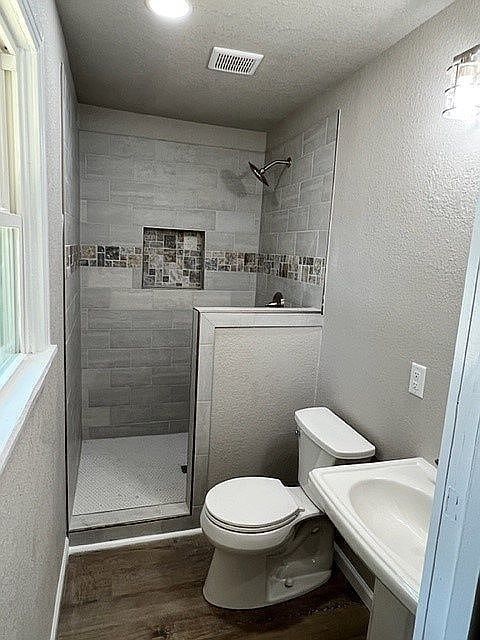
[203,517,333,609]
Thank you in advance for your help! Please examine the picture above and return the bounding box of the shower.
[249,156,292,187]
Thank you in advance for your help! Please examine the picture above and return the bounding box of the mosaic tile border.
[79,245,326,287]
[65,244,80,276]
[80,244,142,268]
[205,251,326,285]
[260,253,326,285]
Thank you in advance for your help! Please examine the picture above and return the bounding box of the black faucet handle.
[267,292,284,307]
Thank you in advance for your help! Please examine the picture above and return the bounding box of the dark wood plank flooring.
[57,534,369,640]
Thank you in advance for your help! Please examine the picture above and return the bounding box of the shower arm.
[260,157,292,174]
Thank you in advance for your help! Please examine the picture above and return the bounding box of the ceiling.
[56,0,453,131]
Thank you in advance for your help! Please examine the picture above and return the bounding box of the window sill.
[0,345,57,474]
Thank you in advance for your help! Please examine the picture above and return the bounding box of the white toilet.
[200,407,375,609]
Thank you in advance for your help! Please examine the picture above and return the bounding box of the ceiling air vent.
[208,47,264,76]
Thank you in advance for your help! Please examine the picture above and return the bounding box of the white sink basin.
[308,457,436,612]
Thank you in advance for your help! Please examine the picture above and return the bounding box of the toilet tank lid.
[295,407,375,460]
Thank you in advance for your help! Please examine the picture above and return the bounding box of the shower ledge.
[193,306,322,313]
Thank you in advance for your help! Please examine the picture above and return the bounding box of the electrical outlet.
[409,362,427,398]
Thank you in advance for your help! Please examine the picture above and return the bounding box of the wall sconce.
[443,44,480,121]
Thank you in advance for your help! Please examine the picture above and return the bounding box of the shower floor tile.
[72,433,188,516]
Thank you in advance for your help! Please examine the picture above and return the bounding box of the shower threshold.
[69,433,189,531]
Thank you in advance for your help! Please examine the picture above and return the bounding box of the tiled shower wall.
[79,107,264,438]
[255,112,338,308]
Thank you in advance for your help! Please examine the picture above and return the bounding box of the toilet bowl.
[201,407,375,610]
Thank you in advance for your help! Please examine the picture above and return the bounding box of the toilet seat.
[204,477,301,533]
[201,483,322,555]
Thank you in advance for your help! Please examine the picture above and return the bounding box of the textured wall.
[0,0,75,638]
[255,112,338,308]
[268,0,480,462]
[63,67,81,519]
[208,326,322,488]
[0,365,66,640]
[79,109,265,438]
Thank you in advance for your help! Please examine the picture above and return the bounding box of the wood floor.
[57,534,370,640]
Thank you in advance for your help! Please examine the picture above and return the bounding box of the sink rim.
[308,457,436,613]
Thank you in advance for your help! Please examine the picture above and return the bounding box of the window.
[0,42,22,374]
[0,0,50,384]
[0,0,54,461]
[0,226,21,372]
[0,0,55,474]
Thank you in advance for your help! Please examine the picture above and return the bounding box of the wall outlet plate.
[409,362,427,398]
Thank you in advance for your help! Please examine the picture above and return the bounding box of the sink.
[308,457,436,612]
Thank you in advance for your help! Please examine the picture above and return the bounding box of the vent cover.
[208,47,264,76]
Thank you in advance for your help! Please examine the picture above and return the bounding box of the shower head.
[248,162,269,186]
[249,157,292,187]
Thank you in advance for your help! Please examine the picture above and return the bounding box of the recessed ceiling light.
[146,0,192,19]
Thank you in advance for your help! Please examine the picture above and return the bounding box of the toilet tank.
[295,407,375,501]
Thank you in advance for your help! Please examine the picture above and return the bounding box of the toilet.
[200,407,375,609]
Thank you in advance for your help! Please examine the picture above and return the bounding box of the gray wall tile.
[204,272,256,291]
[81,177,110,201]
[151,329,191,347]
[133,310,173,329]
[287,206,309,231]
[234,233,259,252]
[80,131,110,155]
[79,127,263,437]
[132,206,176,227]
[82,266,133,288]
[152,365,190,386]
[175,209,216,230]
[110,135,155,159]
[88,309,132,330]
[299,177,324,206]
[110,330,153,348]
[205,231,235,250]
[197,188,236,211]
[89,387,131,407]
[130,348,172,366]
[82,330,110,348]
[87,349,131,368]
[256,114,337,308]
[82,287,112,308]
[82,369,110,389]
[302,120,327,155]
[82,407,111,427]
[307,202,331,230]
[85,201,133,225]
[110,367,153,387]
[215,211,256,233]
[86,155,134,179]
[313,143,336,177]
[295,230,318,255]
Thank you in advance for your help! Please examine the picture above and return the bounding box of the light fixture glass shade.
[146,0,192,19]
[443,45,480,121]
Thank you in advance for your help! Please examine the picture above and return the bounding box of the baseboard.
[334,542,373,611]
[50,537,69,640]
[69,526,203,555]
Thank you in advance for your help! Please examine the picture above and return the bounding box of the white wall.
[268,0,480,461]
[0,0,76,637]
